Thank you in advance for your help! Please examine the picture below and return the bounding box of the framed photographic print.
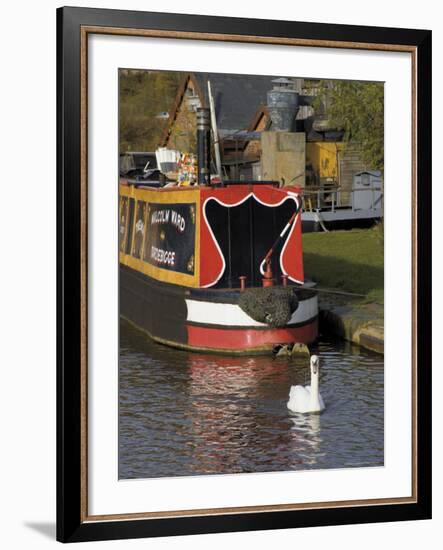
[57,6,432,543]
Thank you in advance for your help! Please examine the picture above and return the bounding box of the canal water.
[119,319,384,479]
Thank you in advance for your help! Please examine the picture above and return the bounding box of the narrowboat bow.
[119,181,318,354]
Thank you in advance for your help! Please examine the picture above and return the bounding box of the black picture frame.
[57,6,432,543]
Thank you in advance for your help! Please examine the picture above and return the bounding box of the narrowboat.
[119,180,318,354]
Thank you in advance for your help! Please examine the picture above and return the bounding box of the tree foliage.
[316,81,384,172]
[119,70,181,153]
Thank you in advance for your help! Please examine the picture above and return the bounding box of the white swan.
[287,355,325,413]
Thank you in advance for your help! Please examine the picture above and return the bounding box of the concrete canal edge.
[319,303,384,355]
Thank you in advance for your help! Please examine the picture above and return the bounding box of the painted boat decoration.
[119,180,318,354]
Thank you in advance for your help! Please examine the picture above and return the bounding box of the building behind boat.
[158,73,383,232]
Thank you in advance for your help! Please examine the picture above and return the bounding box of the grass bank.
[302,226,384,304]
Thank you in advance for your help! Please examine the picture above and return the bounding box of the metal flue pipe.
[196,107,211,185]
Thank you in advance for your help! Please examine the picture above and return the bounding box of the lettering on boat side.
[150,246,176,267]
[151,209,186,233]
[144,203,196,274]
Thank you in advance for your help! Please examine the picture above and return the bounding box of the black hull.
[120,264,188,345]
[120,264,318,354]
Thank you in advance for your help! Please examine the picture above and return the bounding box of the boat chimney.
[267,78,300,132]
[196,108,211,185]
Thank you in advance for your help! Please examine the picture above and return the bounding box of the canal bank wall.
[318,300,384,355]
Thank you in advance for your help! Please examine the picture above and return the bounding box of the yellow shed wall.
[306,142,340,180]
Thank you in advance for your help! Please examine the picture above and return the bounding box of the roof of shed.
[161,72,313,147]
[192,72,276,135]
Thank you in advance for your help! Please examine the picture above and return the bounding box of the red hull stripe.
[187,319,318,350]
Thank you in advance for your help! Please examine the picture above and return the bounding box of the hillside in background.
[119,69,181,153]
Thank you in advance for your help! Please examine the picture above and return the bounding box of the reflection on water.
[119,319,384,479]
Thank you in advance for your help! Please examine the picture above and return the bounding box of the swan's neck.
[310,371,320,403]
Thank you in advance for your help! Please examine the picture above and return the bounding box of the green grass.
[302,225,384,304]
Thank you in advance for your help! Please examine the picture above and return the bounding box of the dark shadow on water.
[24,522,56,540]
